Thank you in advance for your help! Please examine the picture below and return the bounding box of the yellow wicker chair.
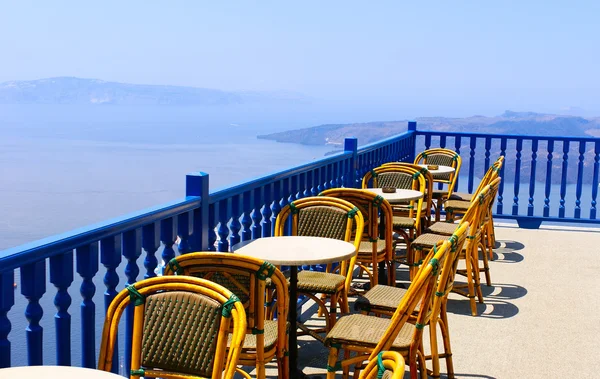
[98,276,247,379]
[410,180,500,316]
[355,223,469,379]
[324,240,452,379]
[361,165,427,278]
[358,351,406,379]
[164,253,289,379]
[275,196,364,335]
[414,148,462,221]
[319,188,395,287]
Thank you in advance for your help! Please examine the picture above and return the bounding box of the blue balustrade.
[1,121,599,372]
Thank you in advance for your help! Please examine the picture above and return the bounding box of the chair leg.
[463,242,478,316]
[471,244,484,303]
[429,319,441,378]
[486,221,495,261]
[328,293,338,330]
[479,240,492,286]
[439,301,454,378]
[326,347,339,379]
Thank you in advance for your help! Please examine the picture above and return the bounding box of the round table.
[364,188,424,203]
[418,164,455,178]
[232,236,356,379]
[0,366,123,379]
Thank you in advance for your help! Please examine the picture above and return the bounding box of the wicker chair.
[319,188,395,287]
[410,179,500,316]
[358,351,406,379]
[361,165,426,278]
[355,223,469,379]
[98,276,247,379]
[164,253,289,379]
[414,148,462,221]
[445,156,505,258]
[324,240,452,379]
[275,196,364,335]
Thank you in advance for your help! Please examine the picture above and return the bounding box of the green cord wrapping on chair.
[221,294,240,318]
[415,322,425,330]
[448,235,458,252]
[377,352,386,378]
[168,258,184,275]
[370,169,378,179]
[252,327,264,335]
[412,171,422,180]
[435,291,445,297]
[327,362,342,372]
[419,167,429,175]
[422,152,427,158]
[348,206,360,219]
[126,285,146,306]
[430,257,439,276]
[372,195,384,208]
[289,202,299,215]
[131,368,145,376]
[256,261,276,280]
[452,154,459,161]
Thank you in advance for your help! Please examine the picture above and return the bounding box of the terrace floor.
[244,222,600,378]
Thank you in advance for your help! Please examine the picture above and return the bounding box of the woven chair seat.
[392,216,416,229]
[444,200,471,212]
[324,314,414,350]
[227,320,281,351]
[411,233,446,249]
[426,222,460,235]
[449,191,473,202]
[355,285,420,313]
[297,270,345,294]
[358,239,387,254]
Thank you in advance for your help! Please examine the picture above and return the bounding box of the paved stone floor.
[240,223,600,378]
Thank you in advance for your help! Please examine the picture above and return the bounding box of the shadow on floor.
[494,240,525,251]
[492,250,524,263]
[441,374,497,379]
[446,298,519,319]
[481,283,527,300]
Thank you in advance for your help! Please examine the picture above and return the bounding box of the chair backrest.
[380,162,434,221]
[275,196,364,293]
[367,240,451,358]
[319,188,394,262]
[362,165,426,232]
[414,148,461,196]
[358,351,406,379]
[163,252,288,360]
[472,156,504,198]
[98,276,246,379]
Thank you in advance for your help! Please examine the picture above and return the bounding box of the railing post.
[344,137,358,188]
[408,121,417,163]
[0,270,15,368]
[186,172,210,251]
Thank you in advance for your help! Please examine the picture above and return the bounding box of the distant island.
[257,111,600,146]
[0,77,311,106]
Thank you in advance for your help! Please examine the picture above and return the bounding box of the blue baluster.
[496,138,507,214]
[217,200,231,252]
[424,135,432,151]
[21,260,46,365]
[591,141,600,219]
[270,183,282,236]
[544,140,554,217]
[468,137,476,193]
[528,140,538,216]
[440,135,447,149]
[207,204,217,251]
[311,169,319,196]
[304,171,313,197]
[454,136,461,190]
[251,188,263,240]
[317,167,325,194]
[484,137,492,174]
[262,184,273,237]
[229,195,241,249]
[101,236,121,374]
[512,139,523,216]
[161,217,177,271]
[49,251,73,365]
[76,244,98,368]
[559,141,570,218]
[142,223,159,278]
[241,191,253,241]
[177,212,191,254]
[122,229,141,376]
[0,270,15,368]
[574,141,586,219]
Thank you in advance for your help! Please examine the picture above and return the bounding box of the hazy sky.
[1,1,599,116]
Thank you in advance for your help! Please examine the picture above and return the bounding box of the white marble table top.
[0,366,123,379]
[232,236,356,266]
[364,188,424,203]
[418,164,455,176]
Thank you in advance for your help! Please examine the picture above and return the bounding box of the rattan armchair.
[324,240,452,379]
[358,351,406,379]
[164,253,289,379]
[362,165,427,278]
[98,276,247,379]
[275,196,364,335]
[319,188,395,287]
[414,148,462,221]
[355,223,469,379]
